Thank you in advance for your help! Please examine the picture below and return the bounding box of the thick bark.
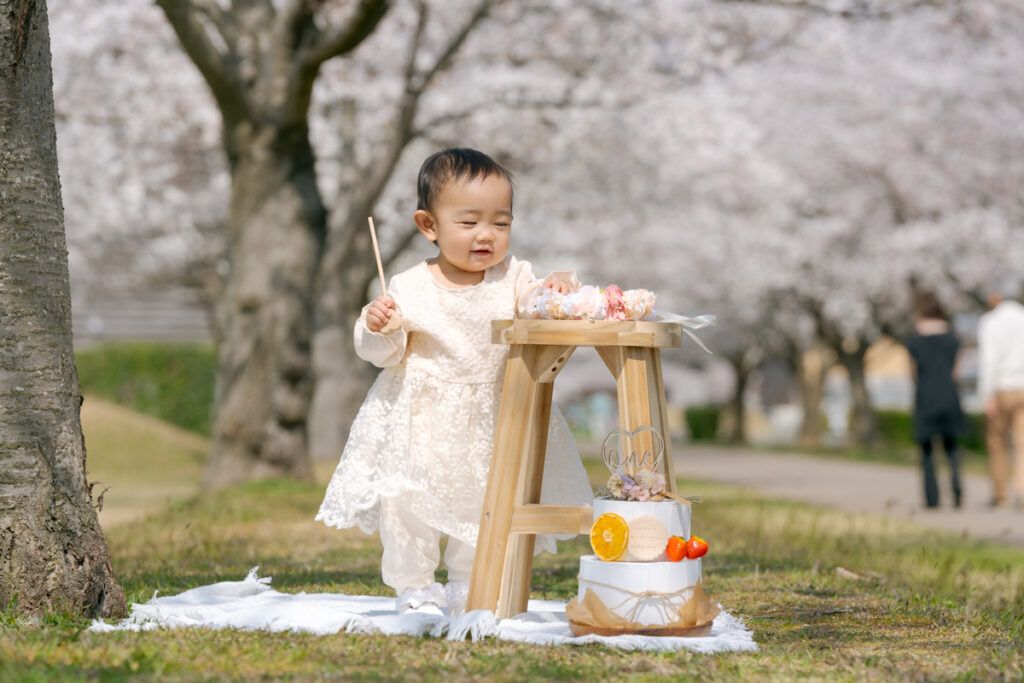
[0,0,126,617]
[309,204,421,459]
[837,343,878,447]
[204,125,323,487]
[309,98,382,460]
[796,346,831,447]
[309,323,379,460]
[807,301,879,447]
[156,0,389,486]
[727,362,749,444]
[723,352,756,444]
[308,219,379,460]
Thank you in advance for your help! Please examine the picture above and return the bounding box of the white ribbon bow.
[650,311,717,354]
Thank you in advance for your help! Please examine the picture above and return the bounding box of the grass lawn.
[1,399,1021,681]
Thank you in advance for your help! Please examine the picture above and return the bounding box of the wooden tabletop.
[491,319,683,348]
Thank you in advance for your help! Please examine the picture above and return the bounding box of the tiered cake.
[566,428,718,637]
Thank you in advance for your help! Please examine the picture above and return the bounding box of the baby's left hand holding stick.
[366,217,402,334]
[366,296,400,334]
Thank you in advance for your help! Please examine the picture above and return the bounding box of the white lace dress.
[316,256,593,552]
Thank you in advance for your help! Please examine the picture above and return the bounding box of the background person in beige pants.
[978,280,1024,508]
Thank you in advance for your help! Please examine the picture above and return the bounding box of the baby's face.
[426,174,512,276]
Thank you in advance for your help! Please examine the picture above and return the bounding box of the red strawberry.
[665,536,687,562]
[686,536,709,559]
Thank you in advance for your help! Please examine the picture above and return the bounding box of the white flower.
[565,286,606,320]
[623,289,656,319]
[606,473,624,498]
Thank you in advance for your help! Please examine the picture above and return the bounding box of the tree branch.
[339,0,496,262]
[714,0,957,20]
[156,0,251,126]
[409,0,495,97]
[404,0,430,94]
[348,0,431,208]
[194,0,233,43]
[303,0,391,69]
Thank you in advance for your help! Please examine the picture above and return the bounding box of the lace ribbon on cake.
[579,576,696,625]
[566,578,721,636]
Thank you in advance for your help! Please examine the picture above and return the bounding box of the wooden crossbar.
[509,505,593,535]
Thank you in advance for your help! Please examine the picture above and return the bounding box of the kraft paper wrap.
[565,580,720,638]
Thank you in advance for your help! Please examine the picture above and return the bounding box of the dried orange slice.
[590,512,629,561]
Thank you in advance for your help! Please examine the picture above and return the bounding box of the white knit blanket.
[89,568,757,654]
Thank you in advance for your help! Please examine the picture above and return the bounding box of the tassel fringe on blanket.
[89,568,757,654]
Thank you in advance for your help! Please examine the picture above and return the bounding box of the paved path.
[672,445,1023,547]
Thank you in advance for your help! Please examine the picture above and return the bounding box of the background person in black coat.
[904,291,966,509]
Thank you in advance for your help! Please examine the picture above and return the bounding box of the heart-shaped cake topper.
[601,425,665,476]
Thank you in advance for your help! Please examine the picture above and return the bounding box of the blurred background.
[53,0,1023,479]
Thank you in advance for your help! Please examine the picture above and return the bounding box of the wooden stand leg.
[468,345,572,617]
[596,346,676,491]
[498,380,552,616]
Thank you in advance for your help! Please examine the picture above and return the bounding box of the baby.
[316,148,592,616]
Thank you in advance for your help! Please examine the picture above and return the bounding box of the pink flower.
[605,284,626,321]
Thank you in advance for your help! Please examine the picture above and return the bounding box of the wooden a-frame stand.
[466,319,683,619]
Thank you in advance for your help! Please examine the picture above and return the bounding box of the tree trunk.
[309,205,380,461]
[0,0,126,617]
[807,303,878,448]
[203,125,324,487]
[797,346,831,447]
[155,0,390,485]
[309,308,378,461]
[838,345,878,447]
[725,356,750,444]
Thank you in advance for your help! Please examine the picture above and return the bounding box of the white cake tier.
[593,498,690,561]
[578,554,703,627]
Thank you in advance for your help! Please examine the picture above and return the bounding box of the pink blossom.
[605,284,627,321]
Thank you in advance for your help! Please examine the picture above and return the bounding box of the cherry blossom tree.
[737,0,1024,444]
[0,0,125,618]
[508,0,1024,445]
[48,0,1022,465]
[51,0,811,468]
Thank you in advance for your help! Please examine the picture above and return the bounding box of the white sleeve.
[353,279,408,368]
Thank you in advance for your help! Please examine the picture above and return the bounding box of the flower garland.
[526,284,656,321]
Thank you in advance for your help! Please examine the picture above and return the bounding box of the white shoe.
[444,580,469,618]
[396,582,446,615]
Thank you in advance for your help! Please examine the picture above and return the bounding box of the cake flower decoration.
[596,426,700,505]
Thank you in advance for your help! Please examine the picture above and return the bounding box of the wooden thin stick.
[366,216,402,334]
[367,217,387,297]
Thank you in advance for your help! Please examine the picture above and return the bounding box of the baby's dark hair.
[417,148,513,212]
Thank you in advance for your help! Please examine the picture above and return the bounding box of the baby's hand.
[366,296,396,333]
